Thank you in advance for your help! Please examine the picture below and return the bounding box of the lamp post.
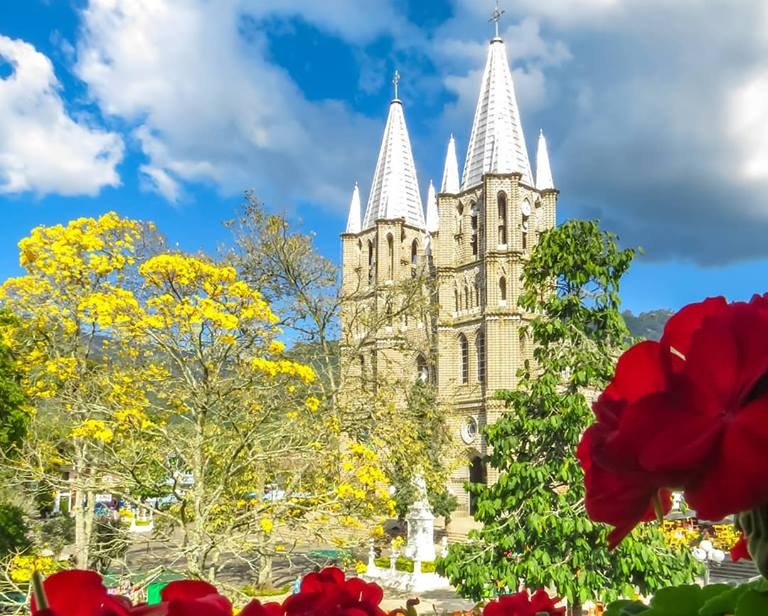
[692,539,725,585]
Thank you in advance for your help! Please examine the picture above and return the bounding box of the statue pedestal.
[404,499,436,562]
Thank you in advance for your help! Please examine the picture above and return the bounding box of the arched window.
[499,276,507,305]
[456,203,464,235]
[454,288,460,312]
[459,334,469,384]
[476,331,486,383]
[470,202,478,256]
[416,354,429,382]
[411,239,418,264]
[367,240,375,285]
[464,284,470,310]
[497,192,507,245]
[386,233,394,280]
[520,330,528,361]
[521,200,530,251]
[474,281,479,307]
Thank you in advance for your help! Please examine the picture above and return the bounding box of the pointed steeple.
[345,182,362,233]
[535,129,554,190]
[440,134,460,194]
[362,75,424,230]
[425,179,439,233]
[461,33,533,190]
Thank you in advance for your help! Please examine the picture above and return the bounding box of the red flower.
[31,570,111,616]
[282,567,386,616]
[581,296,768,545]
[482,589,565,616]
[29,570,156,616]
[160,580,232,616]
[633,301,768,519]
[240,600,284,616]
[731,534,751,562]
[577,341,675,546]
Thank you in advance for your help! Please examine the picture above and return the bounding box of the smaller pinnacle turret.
[441,134,460,194]
[345,182,361,233]
[536,130,554,191]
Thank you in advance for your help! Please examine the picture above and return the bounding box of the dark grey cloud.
[434,0,768,265]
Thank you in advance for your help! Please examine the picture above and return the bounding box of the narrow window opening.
[459,334,469,384]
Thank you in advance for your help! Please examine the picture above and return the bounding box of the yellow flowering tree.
[0,213,157,569]
[104,253,394,584]
[229,196,457,523]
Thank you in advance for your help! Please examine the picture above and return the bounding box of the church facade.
[339,23,558,517]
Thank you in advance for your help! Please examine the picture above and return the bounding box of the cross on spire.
[490,1,505,38]
[392,70,400,100]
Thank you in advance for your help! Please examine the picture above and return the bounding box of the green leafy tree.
[0,310,28,455]
[0,502,30,556]
[388,381,457,521]
[437,220,698,613]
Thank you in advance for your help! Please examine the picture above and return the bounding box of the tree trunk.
[256,552,273,589]
[84,489,95,567]
[72,450,91,568]
[188,410,207,578]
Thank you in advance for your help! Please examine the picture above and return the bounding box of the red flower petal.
[240,600,283,616]
[660,297,728,360]
[166,596,231,616]
[603,341,669,405]
[161,580,220,602]
[731,535,751,562]
[685,396,768,519]
[32,570,108,616]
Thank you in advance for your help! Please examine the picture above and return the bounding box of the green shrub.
[372,555,436,573]
[39,515,75,556]
[241,584,291,597]
[0,502,30,556]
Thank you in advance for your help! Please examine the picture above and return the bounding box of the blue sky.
[2,0,768,313]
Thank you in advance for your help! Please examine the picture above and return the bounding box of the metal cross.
[490,1,505,38]
[393,70,400,99]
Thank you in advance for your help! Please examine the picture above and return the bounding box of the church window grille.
[367,240,375,285]
[476,330,486,383]
[498,192,507,245]
[459,334,469,384]
[386,233,394,280]
[470,203,478,256]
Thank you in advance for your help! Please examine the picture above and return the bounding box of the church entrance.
[468,455,487,515]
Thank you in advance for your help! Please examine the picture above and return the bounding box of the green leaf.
[603,599,649,616]
[734,589,768,616]
[643,585,705,615]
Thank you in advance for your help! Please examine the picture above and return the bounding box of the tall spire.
[536,130,554,190]
[362,74,425,230]
[425,179,439,233]
[345,182,361,233]
[461,18,533,190]
[440,134,460,194]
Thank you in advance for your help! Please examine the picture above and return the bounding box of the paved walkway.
[380,588,476,613]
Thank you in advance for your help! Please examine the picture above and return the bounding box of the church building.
[339,12,558,517]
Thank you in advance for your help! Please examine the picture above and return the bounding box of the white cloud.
[0,35,123,197]
[73,0,414,209]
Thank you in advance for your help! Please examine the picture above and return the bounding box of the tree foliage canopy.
[437,220,699,606]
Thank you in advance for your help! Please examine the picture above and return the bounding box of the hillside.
[622,309,674,341]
